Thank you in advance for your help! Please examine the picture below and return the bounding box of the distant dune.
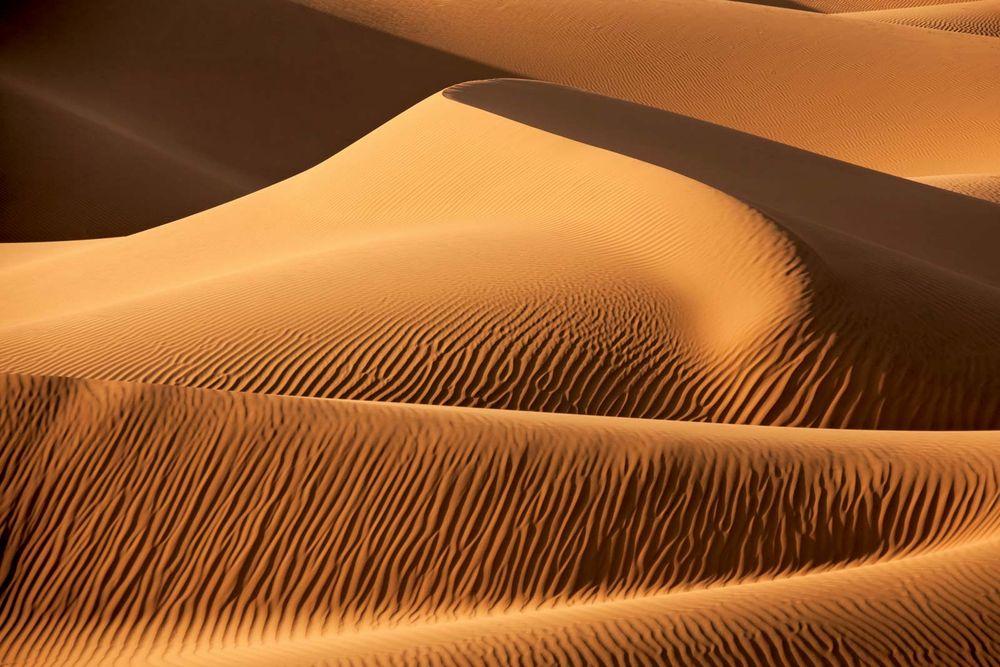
[301,0,1000,175]
[843,0,1000,36]
[0,0,505,241]
[2,0,999,665]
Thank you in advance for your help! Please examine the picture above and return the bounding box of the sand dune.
[3,1,999,664]
[0,0,504,241]
[2,82,999,429]
[5,0,1000,240]
[301,0,1000,176]
[914,173,1000,203]
[843,0,1000,36]
[2,373,998,665]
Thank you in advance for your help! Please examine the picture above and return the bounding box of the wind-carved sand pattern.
[2,1,1000,665]
[3,374,1000,665]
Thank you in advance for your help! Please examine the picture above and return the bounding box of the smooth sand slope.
[5,0,1000,240]
[0,0,505,241]
[2,373,998,665]
[2,82,999,429]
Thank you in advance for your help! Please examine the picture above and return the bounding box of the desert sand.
[2,0,1000,665]
[844,0,1000,36]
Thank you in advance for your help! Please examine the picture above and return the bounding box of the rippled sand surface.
[2,1,999,664]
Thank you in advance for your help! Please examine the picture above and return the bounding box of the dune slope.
[1,373,998,665]
[914,173,1000,204]
[302,0,1000,176]
[2,82,999,429]
[0,0,505,241]
[5,0,1000,240]
[3,0,999,662]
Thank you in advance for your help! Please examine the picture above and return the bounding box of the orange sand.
[2,1,999,665]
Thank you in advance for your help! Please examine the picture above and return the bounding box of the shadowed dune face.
[2,374,999,665]
[5,0,1000,241]
[729,0,988,12]
[0,0,506,241]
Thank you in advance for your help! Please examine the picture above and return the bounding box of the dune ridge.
[914,173,1000,204]
[2,372,999,665]
[729,0,978,12]
[0,0,506,241]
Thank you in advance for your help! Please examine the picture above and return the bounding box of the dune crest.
[0,0,506,241]
[6,0,1000,241]
[913,173,1000,203]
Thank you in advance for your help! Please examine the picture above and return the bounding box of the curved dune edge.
[1,373,999,665]
[2,82,999,430]
[722,0,981,12]
[5,0,1000,244]
[0,0,507,241]
[843,0,1000,37]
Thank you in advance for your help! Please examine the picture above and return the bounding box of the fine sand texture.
[3,1,1000,666]
[299,0,1000,175]
[2,373,999,665]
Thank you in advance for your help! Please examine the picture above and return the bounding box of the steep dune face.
[2,83,999,428]
[0,0,505,241]
[2,373,998,665]
[300,0,1000,176]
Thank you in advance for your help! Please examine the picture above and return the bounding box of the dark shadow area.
[0,0,509,242]
[445,79,1000,287]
